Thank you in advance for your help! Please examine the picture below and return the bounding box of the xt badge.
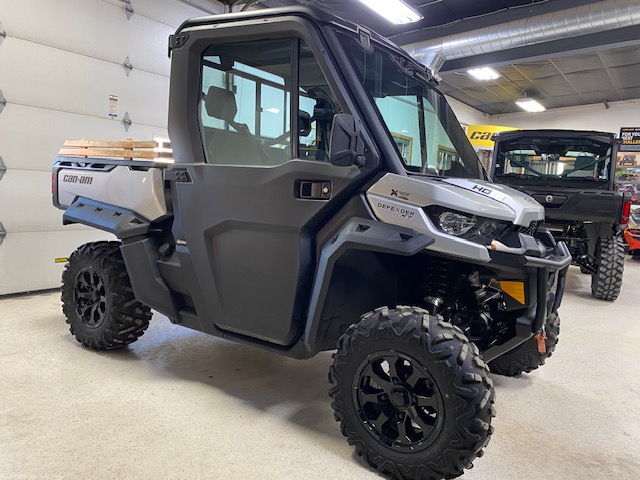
[390,189,410,200]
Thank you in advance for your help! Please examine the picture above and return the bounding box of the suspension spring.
[422,259,449,314]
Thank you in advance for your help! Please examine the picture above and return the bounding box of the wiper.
[390,54,434,84]
[499,172,543,179]
[497,152,546,177]
[560,155,610,177]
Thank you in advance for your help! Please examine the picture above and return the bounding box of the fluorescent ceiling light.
[264,107,280,114]
[515,98,546,113]
[358,0,423,25]
[467,67,501,81]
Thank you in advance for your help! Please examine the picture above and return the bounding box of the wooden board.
[59,139,173,161]
[58,148,158,159]
[63,140,157,148]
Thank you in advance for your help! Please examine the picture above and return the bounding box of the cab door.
[171,36,367,346]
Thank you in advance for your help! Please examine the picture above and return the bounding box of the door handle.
[298,181,332,200]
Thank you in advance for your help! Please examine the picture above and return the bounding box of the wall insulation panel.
[0,0,222,295]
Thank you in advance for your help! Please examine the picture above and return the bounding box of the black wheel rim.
[353,351,445,452]
[73,267,107,327]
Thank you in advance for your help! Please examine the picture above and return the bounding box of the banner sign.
[620,127,640,152]
[467,125,518,148]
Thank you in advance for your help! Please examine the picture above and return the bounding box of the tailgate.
[513,186,623,224]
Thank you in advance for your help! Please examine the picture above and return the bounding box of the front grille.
[519,220,541,237]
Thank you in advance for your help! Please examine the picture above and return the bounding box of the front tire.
[488,312,560,377]
[329,306,495,480]
[61,241,152,350]
[591,236,625,301]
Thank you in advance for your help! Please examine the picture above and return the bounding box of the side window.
[200,39,293,166]
[298,42,342,161]
[199,39,341,165]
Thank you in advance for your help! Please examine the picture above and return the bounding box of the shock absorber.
[421,259,449,315]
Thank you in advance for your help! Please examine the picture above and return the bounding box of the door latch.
[298,181,331,200]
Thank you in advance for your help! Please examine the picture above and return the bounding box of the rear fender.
[63,197,151,239]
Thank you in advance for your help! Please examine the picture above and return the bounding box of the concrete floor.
[1,260,640,480]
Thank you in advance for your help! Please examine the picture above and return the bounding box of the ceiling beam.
[392,0,602,44]
[595,50,625,102]
[438,24,640,73]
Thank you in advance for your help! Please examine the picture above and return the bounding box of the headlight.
[438,211,476,236]
[426,207,510,244]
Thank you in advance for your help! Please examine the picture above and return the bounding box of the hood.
[443,178,544,227]
[367,174,544,227]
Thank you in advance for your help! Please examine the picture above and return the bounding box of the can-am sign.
[466,125,518,148]
[620,127,640,152]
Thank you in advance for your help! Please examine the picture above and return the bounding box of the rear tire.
[329,306,495,480]
[591,236,625,301]
[61,241,152,350]
[488,312,560,377]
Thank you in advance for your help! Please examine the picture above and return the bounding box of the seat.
[445,161,466,177]
[573,154,593,170]
[565,154,594,177]
[202,86,263,165]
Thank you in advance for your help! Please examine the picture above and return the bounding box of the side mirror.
[329,114,365,167]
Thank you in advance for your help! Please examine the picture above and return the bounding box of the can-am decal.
[377,202,415,219]
[62,174,93,185]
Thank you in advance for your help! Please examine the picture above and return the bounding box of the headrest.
[299,110,311,137]
[204,86,237,122]
[574,155,593,170]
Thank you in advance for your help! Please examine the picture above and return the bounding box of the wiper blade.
[499,173,546,179]
[498,152,546,177]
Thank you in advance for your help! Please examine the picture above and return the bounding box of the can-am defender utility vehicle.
[491,129,630,301]
[52,8,570,480]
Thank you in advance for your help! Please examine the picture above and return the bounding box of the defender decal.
[376,202,415,219]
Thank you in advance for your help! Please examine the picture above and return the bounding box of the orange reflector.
[500,281,525,304]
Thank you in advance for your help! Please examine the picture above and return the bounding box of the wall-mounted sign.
[467,125,518,148]
[620,127,640,152]
[109,94,118,119]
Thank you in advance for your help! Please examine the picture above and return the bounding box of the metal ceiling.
[258,0,640,114]
[439,44,640,114]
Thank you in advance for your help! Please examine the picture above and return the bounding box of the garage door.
[0,0,222,294]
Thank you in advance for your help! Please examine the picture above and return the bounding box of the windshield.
[339,33,484,180]
[495,136,612,184]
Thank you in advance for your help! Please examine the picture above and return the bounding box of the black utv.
[52,7,570,480]
[491,129,631,301]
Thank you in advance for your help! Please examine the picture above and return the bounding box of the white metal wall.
[0,0,223,295]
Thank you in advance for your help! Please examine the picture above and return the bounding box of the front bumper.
[482,229,571,362]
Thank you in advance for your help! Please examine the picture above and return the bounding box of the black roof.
[495,129,616,142]
[174,6,432,78]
